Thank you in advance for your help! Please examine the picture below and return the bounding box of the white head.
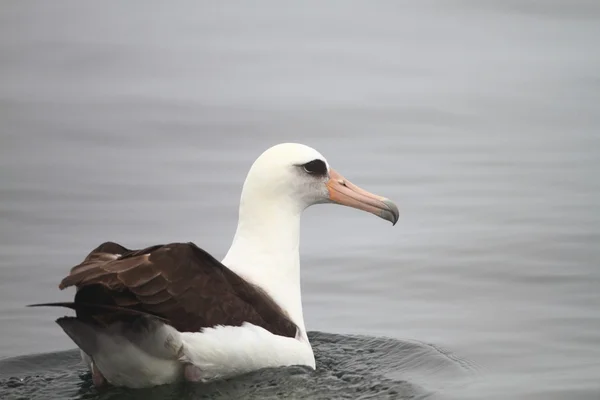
[238,142,399,223]
[222,143,398,334]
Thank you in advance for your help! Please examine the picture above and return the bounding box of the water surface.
[1,1,599,399]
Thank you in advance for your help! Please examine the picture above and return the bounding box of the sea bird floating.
[30,143,399,388]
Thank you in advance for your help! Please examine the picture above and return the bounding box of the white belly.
[179,322,316,382]
[77,321,315,388]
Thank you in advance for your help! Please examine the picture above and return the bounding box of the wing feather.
[57,242,298,337]
[118,263,162,287]
[129,275,169,296]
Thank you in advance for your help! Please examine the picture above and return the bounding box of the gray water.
[1,1,599,399]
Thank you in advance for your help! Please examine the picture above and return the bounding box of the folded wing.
[53,241,298,338]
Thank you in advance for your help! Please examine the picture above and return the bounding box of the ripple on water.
[0,332,476,400]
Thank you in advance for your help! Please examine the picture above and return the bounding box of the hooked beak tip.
[381,199,400,226]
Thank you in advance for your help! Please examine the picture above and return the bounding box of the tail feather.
[28,302,79,309]
[56,317,99,356]
[54,317,182,387]
[27,302,169,322]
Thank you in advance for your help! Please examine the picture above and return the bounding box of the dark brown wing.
[57,241,298,337]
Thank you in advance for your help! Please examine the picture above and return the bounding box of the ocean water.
[1,1,599,399]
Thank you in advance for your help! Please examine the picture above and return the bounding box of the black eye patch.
[301,159,328,176]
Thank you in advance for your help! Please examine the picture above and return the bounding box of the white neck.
[221,192,307,334]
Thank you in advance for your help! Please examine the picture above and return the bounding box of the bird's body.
[52,241,314,387]
[69,302,314,388]
[30,143,398,388]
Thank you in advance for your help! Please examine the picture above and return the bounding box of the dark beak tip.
[382,199,399,226]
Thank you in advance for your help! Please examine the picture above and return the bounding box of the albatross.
[29,143,399,388]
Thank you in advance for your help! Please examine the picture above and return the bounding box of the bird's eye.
[302,159,327,176]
